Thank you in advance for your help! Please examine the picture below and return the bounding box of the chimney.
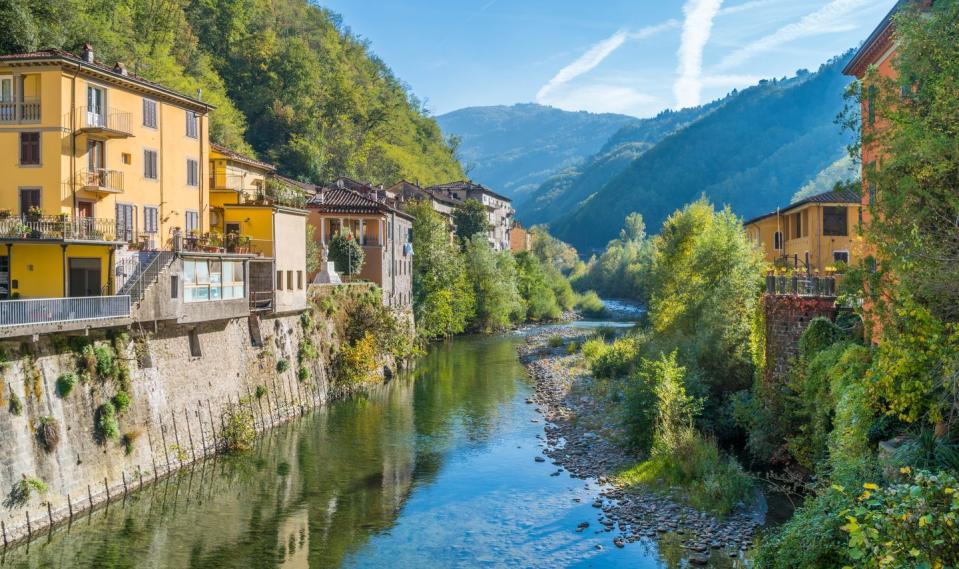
[81,43,94,63]
[113,62,128,76]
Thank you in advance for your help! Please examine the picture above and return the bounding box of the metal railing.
[0,99,40,123]
[71,106,132,135]
[78,168,124,193]
[0,216,119,242]
[118,252,175,304]
[765,274,840,297]
[0,295,131,328]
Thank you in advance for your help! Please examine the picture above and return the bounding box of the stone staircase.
[117,251,176,305]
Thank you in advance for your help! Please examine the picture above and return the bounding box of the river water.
[2,328,743,568]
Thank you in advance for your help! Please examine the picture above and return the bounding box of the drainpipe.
[5,244,12,298]
[108,247,114,294]
[61,244,68,296]
[198,110,207,235]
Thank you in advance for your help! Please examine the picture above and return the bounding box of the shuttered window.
[144,206,159,234]
[187,158,198,186]
[186,110,198,138]
[143,98,157,128]
[116,203,136,242]
[19,132,40,165]
[144,149,158,180]
[823,207,848,237]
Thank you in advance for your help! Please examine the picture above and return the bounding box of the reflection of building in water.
[277,507,310,569]
[381,380,415,512]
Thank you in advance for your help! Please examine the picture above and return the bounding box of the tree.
[453,199,491,243]
[406,200,474,340]
[463,235,524,332]
[328,232,364,277]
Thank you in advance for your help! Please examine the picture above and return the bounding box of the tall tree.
[452,199,491,243]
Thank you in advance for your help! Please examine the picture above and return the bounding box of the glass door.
[0,77,13,121]
[87,139,105,186]
[87,86,105,127]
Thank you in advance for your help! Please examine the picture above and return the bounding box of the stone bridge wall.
[763,294,838,383]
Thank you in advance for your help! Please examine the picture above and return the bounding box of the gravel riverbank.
[518,327,759,565]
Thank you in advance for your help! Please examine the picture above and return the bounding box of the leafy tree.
[463,235,523,332]
[406,200,474,340]
[328,232,364,276]
[452,199,491,243]
[514,251,561,321]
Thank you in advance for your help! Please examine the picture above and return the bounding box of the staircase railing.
[120,251,175,304]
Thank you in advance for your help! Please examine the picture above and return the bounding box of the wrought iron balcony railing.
[0,216,119,242]
[70,106,132,137]
[78,168,124,193]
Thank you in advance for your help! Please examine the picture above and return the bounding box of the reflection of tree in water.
[2,335,523,569]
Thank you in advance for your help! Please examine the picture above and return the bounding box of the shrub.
[297,366,309,382]
[79,344,97,376]
[111,390,131,413]
[547,335,564,348]
[334,333,379,386]
[576,291,606,317]
[95,402,119,441]
[121,430,141,455]
[276,359,289,373]
[94,345,115,381]
[8,390,22,416]
[299,311,315,332]
[755,490,854,568]
[222,403,256,452]
[566,342,579,355]
[838,469,959,569]
[298,338,318,363]
[580,337,608,365]
[36,416,60,452]
[254,385,267,400]
[799,317,844,360]
[591,336,640,379]
[328,232,365,276]
[8,475,48,506]
[56,372,78,398]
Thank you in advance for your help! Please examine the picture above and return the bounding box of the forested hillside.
[0,0,463,184]
[550,53,855,251]
[436,103,637,199]
[519,102,722,226]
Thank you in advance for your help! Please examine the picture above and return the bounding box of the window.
[144,149,158,180]
[0,77,12,121]
[833,251,850,265]
[144,206,159,234]
[122,152,131,165]
[822,206,848,236]
[143,98,157,128]
[773,231,783,250]
[186,110,198,138]
[287,270,293,290]
[793,212,802,238]
[183,259,244,302]
[297,271,303,290]
[276,270,283,290]
[116,203,136,242]
[19,188,40,215]
[188,329,202,357]
[187,158,198,186]
[185,210,199,236]
[19,132,40,165]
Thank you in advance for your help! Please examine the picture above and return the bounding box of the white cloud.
[674,0,725,109]
[718,0,780,17]
[536,21,677,103]
[716,0,886,71]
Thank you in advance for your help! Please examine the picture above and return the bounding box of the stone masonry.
[763,294,838,384]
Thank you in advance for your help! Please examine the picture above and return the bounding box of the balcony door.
[68,258,101,297]
[87,139,105,186]
[116,203,135,243]
[87,85,105,127]
[0,77,12,121]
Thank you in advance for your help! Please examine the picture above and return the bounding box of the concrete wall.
[763,294,837,383]
[0,302,365,545]
[273,208,307,314]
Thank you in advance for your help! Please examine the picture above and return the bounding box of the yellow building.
[0,45,212,299]
[744,188,862,273]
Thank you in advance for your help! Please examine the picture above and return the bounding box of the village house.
[744,188,862,273]
[509,221,531,253]
[426,181,513,250]
[0,44,305,336]
[386,180,457,227]
[306,185,413,309]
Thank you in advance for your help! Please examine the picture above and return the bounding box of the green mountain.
[549,54,855,252]
[519,102,723,226]
[0,0,463,185]
[436,103,638,199]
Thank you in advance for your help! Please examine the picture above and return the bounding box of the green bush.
[8,390,22,416]
[591,336,640,379]
[94,345,115,381]
[121,430,141,456]
[799,317,844,360]
[580,337,608,366]
[297,366,310,382]
[328,232,365,276]
[755,490,854,568]
[95,402,119,441]
[547,335,564,348]
[576,291,606,317]
[334,333,379,386]
[298,338,318,363]
[111,390,131,413]
[254,385,267,400]
[566,342,579,355]
[300,311,315,332]
[8,475,48,506]
[222,403,256,452]
[276,359,290,373]
[79,344,97,376]
[56,372,78,398]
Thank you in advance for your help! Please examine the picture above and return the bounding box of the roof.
[743,188,862,226]
[210,143,275,172]
[426,180,512,204]
[308,187,413,220]
[843,0,932,77]
[0,48,214,111]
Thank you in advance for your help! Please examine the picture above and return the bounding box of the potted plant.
[0,209,11,220]
[205,231,224,252]
[26,206,43,222]
[239,235,252,254]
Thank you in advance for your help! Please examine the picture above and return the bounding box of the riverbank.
[519,327,759,565]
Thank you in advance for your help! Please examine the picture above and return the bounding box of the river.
[2,327,743,568]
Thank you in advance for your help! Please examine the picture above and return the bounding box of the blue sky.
[321,0,897,117]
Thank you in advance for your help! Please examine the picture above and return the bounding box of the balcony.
[0,215,119,242]
[0,295,131,329]
[0,99,41,123]
[71,106,132,138]
[78,168,124,194]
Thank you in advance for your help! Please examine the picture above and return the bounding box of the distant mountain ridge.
[546,53,856,251]
[436,104,638,199]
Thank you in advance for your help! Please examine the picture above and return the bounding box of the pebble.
[534,456,546,463]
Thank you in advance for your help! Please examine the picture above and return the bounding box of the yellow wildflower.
[863,482,879,490]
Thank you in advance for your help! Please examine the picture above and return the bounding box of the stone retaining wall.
[763,294,837,383]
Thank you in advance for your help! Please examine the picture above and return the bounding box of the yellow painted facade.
[0,49,213,298]
[745,197,862,273]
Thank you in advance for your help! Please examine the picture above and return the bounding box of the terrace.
[0,215,119,242]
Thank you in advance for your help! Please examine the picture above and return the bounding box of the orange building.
[509,221,531,253]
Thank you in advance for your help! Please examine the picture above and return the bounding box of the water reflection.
[2,333,744,568]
